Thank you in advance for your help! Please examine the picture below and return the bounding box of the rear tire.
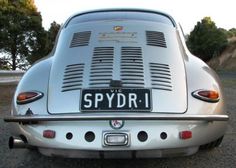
[200,136,224,150]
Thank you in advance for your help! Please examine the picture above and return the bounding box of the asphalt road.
[0,72,235,168]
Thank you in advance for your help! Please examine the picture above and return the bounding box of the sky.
[36,0,236,34]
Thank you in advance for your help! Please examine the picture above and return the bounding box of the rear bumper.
[5,113,228,158]
[4,113,229,122]
[7,120,227,151]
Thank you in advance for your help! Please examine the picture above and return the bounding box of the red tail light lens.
[43,130,56,139]
[179,131,192,140]
[17,91,43,104]
[192,90,219,103]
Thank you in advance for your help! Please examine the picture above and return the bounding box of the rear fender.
[12,57,52,116]
[185,55,226,116]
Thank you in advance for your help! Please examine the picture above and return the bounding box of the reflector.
[43,130,56,139]
[179,131,192,140]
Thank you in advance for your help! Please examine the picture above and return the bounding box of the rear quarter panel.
[184,55,226,115]
[11,57,52,116]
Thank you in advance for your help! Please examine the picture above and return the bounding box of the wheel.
[200,136,224,150]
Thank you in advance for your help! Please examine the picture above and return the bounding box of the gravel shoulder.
[0,72,235,168]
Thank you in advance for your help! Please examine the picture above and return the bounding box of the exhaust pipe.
[9,136,28,149]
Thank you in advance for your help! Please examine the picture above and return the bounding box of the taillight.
[17,91,43,104]
[192,90,219,103]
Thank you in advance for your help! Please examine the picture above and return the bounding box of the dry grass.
[221,78,236,89]
[208,39,236,71]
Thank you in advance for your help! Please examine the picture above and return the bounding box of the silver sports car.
[4,9,229,158]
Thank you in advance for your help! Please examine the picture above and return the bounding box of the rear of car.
[4,9,228,158]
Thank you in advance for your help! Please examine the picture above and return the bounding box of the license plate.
[80,88,151,111]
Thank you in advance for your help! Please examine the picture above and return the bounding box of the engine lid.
[47,20,187,114]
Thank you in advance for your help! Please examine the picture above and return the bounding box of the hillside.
[208,37,236,71]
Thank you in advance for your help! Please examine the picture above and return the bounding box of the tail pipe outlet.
[8,136,28,149]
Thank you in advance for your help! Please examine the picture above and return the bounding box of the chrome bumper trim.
[4,113,229,122]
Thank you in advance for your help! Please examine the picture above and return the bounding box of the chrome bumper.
[4,113,229,122]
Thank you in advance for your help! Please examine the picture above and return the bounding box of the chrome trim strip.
[4,113,229,122]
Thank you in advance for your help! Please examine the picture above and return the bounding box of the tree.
[0,0,43,70]
[27,21,61,65]
[228,28,236,37]
[187,17,228,62]
[47,21,60,51]
[0,57,11,70]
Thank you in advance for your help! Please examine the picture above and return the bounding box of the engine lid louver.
[146,31,167,48]
[61,64,84,92]
[70,31,91,47]
[121,47,145,87]
[89,47,114,87]
[150,63,172,91]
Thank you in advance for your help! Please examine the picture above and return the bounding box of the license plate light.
[104,133,129,146]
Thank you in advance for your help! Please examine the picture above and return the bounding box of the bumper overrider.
[4,113,228,158]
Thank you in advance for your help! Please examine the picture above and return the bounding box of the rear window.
[66,11,175,27]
